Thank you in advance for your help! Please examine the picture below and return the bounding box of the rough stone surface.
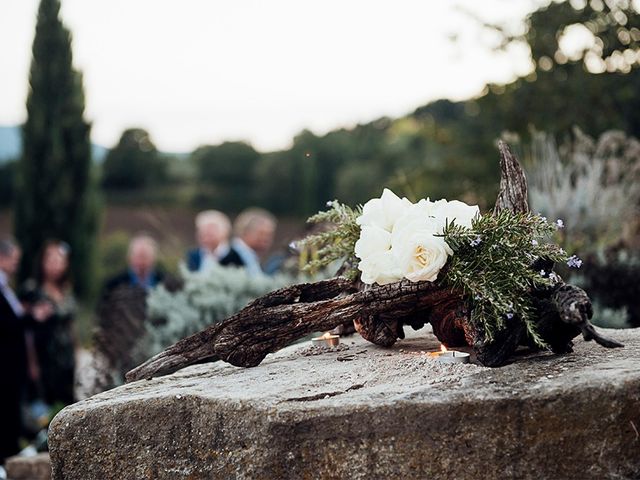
[50,327,640,480]
[5,453,51,480]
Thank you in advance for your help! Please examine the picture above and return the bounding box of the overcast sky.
[0,0,539,152]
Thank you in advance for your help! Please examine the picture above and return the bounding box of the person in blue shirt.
[222,208,276,276]
[102,234,165,296]
[185,210,232,273]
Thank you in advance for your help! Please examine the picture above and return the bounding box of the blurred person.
[221,208,277,276]
[102,234,165,295]
[93,234,166,393]
[0,237,51,464]
[21,241,76,406]
[186,210,232,272]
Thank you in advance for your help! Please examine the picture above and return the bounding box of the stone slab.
[50,327,640,479]
[5,453,51,480]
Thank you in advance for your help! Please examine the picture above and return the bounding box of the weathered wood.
[469,139,533,365]
[127,142,623,381]
[126,278,461,381]
[353,285,467,348]
[474,141,623,365]
[551,284,623,348]
[494,140,529,214]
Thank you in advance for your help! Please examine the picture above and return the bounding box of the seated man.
[221,208,276,276]
[186,210,232,272]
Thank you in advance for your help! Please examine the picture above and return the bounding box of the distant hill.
[0,125,108,163]
[0,126,21,162]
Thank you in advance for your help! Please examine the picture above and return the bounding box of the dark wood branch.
[127,142,623,381]
[551,284,623,348]
[494,140,529,214]
[475,140,623,364]
[126,278,460,381]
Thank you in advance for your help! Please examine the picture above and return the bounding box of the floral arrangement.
[300,189,582,346]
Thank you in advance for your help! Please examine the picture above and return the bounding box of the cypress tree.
[15,0,99,298]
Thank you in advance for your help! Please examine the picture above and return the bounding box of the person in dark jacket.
[93,234,166,392]
[21,240,77,406]
[185,210,232,272]
[0,237,51,464]
[222,208,277,276]
[102,234,165,296]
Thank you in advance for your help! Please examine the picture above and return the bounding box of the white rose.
[393,229,452,283]
[354,225,391,260]
[391,201,442,241]
[357,250,403,285]
[356,188,412,232]
[429,199,480,229]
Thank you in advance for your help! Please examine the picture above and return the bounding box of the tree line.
[4,0,639,299]
[97,0,640,214]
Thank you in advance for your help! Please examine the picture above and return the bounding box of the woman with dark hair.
[23,240,77,406]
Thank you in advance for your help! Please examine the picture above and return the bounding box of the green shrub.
[142,264,300,356]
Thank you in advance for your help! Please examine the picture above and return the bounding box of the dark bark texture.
[126,142,622,382]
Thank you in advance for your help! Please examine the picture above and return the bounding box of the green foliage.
[526,128,640,255]
[102,128,168,190]
[471,0,640,141]
[442,211,569,347]
[252,152,297,214]
[192,141,260,212]
[14,0,100,298]
[143,264,297,356]
[297,201,362,279]
[590,302,630,329]
[524,0,640,74]
[334,161,386,206]
[300,202,573,347]
[63,1,638,224]
[97,231,130,284]
[572,249,640,327]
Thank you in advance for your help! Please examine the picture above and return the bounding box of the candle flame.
[321,332,332,339]
[440,344,448,353]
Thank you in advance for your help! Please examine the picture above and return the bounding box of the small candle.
[429,345,470,364]
[436,350,470,364]
[312,332,340,347]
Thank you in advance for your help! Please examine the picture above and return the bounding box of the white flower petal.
[393,230,451,283]
[356,189,412,232]
[354,226,391,260]
[357,250,403,285]
[431,199,480,228]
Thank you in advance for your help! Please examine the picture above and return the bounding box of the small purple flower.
[555,219,564,229]
[539,270,546,276]
[506,312,514,320]
[470,235,482,247]
[326,200,334,208]
[531,239,539,246]
[548,272,560,284]
[288,241,299,252]
[539,215,547,222]
[567,255,583,268]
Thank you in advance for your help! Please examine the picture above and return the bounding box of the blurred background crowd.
[1,0,640,469]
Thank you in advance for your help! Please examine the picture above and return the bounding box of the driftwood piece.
[464,141,622,365]
[127,141,623,382]
[127,279,463,381]
[494,141,529,214]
